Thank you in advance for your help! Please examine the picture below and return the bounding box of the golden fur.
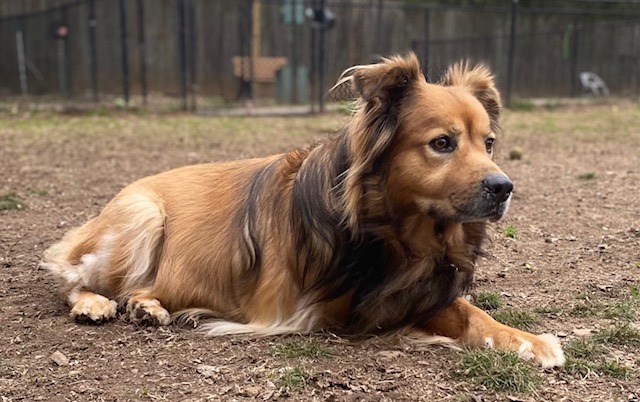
[43,53,564,367]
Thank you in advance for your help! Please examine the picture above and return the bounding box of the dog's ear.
[441,62,502,131]
[334,54,424,235]
[329,53,423,104]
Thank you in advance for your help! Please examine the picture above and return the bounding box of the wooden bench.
[232,56,288,83]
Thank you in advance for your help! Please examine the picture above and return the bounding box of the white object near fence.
[579,72,610,96]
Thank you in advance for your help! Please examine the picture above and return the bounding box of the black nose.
[482,174,513,203]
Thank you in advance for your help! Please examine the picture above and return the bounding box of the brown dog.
[43,53,564,368]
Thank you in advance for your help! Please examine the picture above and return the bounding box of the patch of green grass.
[564,338,606,360]
[563,333,637,380]
[492,309,539,330]
[276,367,310,390]
[459,350,540,393]
[569,301,599,318]
[475,292,503,311]
[135,388,151,398]
[510,99,536,112]
[28,188,48,196]
[596,360,631,380]
[533,306,561,315]
[575,292,590,300]
[272,339,330,358]
[503,224,517,239]
[543,100,559,111]
[578,172,596,180]
[0,193,27,211]
[569,296,637,321]
[593,323,640,346]
[563,357,593,378]
[603,301,636,321]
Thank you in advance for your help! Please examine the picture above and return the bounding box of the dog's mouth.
[435,190,512,223]
[460,192,512,222]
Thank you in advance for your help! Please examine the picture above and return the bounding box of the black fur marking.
[292,136,350,294]
[349,258,473,334]
[232,159,281,297]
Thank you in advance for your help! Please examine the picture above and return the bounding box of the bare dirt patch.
[1,103,639,401]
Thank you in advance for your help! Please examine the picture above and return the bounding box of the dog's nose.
[482,174,513,203]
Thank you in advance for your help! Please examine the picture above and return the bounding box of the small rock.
[557,331,568,338]
[597,284,612,292]
[509,147,524,160]
[572,328,593,337]
[375,350,406,359]
[50,351,69,366]
[196,364,220,378]
[243,386,262,397]
[597,243,609,250]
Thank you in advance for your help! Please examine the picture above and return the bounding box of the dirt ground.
[1,102,639,401]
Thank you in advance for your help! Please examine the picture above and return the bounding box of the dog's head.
[335,53,511,229]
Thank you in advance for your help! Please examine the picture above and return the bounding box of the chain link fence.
[0,0,638,114]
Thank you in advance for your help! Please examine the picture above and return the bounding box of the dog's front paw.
[482,331,565,368]
[126,298,171,326]
[519,333,565,368]
[491,332,565,368]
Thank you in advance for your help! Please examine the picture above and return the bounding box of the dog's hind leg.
[43,188,168,325]
[42,224,120,324]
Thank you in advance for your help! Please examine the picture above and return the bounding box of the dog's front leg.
[422,297,565,368]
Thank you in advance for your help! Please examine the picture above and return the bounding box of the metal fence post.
[15,19,28,96]
[178,0,188,111]
[136,0,148,106]
[318,0,327,112]
[88,0,98,101]
[423,7,430,81]
[309,0,318,113]
[570,18,580,96]
[505,0,518,108]
[188,0,197,112]
[119,0,130,107]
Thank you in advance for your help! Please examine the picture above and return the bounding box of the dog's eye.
[485,138,495,153]
[430,135,454,153]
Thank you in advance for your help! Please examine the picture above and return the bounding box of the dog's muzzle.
[482,174,513,221]
[457,174,513,222]
[482,174,513,204]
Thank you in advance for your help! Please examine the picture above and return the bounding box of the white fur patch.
[116,194,165,291]
[516,337,535,361]
[483,337,495,349]
[199,304,320,337]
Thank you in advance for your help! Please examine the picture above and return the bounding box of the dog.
[42,53,564,368]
